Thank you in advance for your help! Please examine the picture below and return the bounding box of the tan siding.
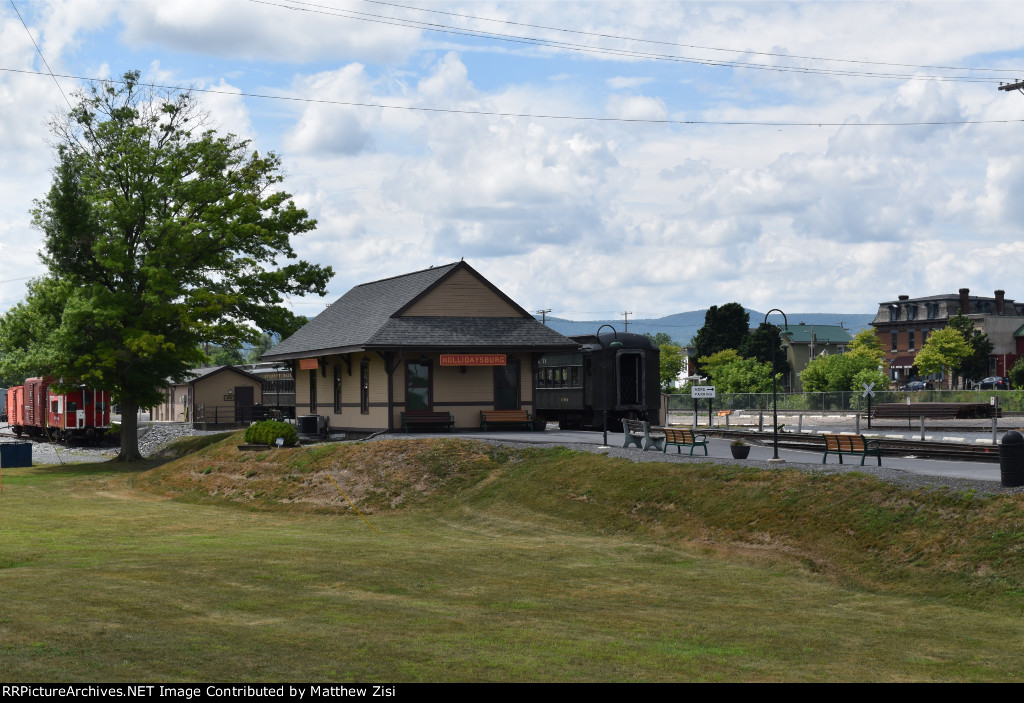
[193,370,263,410]
[402,268,522,317]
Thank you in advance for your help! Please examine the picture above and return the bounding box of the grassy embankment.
[3,432,1024,682]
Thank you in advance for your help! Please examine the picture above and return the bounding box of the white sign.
[861,382,875,398]
[691,386,716,399]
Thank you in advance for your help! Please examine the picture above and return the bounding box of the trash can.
[999,431,1024,488]
[0,442,32,468]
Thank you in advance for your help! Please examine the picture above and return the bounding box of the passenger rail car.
[534,331,660,430]
[6,377,111,443]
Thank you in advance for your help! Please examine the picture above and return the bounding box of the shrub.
[244,420,298,447]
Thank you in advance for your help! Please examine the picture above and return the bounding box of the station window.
[309,369,317,413]
[333,364,342,414]
[360,359,370,414]
[891,331,898,352]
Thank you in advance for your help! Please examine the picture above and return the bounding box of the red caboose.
[7,377,111,443]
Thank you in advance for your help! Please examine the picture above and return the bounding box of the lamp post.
[596,324,622,446]
[764,309,788,462]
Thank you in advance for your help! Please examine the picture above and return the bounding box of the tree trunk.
[113,396,143,462]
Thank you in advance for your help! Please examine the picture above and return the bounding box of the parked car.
[978,377,1010,390]
[900,380,934,391]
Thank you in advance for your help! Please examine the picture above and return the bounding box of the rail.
[666,390,1024,413]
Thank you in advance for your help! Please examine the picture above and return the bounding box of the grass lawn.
[2,436,1024,682]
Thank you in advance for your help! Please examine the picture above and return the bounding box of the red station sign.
[440,354,507,366]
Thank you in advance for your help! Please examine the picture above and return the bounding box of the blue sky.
[3,0,1024,324]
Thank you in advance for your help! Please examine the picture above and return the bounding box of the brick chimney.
[898,295,909,301]
[996,289,1005,315]
[959,288,970,314]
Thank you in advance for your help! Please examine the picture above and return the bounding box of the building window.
[360,359,370,414]
[908,331,915,352]
[891,331,898,352]
[406,360,432,411]
[308,369,317,413]
[333,364,342,414]
[888,305,898,322]
[907,305,917,321]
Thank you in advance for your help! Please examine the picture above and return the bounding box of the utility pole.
[999,80,1024,94]
[621,311,632,332]
[535,309,551,325]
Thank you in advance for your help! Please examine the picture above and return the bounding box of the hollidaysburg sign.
[440,353,507,367]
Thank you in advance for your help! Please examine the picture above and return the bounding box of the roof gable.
[263,261,572,359]
[398,265,528,318]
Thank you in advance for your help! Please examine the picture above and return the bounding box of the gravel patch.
[0,422,230,465]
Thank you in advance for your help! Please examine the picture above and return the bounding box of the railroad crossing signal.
[862,382,875,398]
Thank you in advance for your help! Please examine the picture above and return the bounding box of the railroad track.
[701,428,1005,463]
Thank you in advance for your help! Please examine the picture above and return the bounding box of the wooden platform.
[870,402,998,419]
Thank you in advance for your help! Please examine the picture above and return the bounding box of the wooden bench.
[480,409,533,431]
[663,427,709,456]
[822,433,882,466]
[401,410,454,433]
[622,419,666,451]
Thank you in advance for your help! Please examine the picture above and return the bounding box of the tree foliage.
[696,349,777,393]
[1009,357,1024,390]
[691,303,749,372]
[0,71,332,460]
[847,328,886,367]
[946,313,993,383]
[645,332,684,391]
[801,351,887,392]
[913,328,973,387]
[738,322,790,379]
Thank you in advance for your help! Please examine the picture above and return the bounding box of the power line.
[358,0,1024,76]
[248,0,1014,84]
[5,67,1022,128]
[8,0,72,110]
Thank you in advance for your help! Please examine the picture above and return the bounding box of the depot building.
[261,261,579,433]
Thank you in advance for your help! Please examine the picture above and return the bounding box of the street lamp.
[764,309,788,462]
[596,324,622,446]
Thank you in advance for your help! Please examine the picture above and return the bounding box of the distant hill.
[536,309,875,346]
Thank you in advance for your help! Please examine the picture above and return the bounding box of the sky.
[2,0,1024,325]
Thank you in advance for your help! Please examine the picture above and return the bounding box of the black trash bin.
[0,442,32,468]
[999,431,1024,488]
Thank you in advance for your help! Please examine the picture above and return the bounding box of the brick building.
[871,288,1024,385]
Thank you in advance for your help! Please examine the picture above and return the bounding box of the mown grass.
[2,434,1024,681]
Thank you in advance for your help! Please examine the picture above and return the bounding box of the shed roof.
[263,261,576,360]
[780,325,852,344]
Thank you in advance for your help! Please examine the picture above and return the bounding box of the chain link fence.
[666,390,1024,413]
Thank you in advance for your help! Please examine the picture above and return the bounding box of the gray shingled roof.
[263,262,577,360]
[781,325,852,344]
[368,316,576,349]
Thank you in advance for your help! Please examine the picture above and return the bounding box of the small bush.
[244,420,298,447]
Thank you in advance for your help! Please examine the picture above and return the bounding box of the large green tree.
[691,303,749,373]
[0,71,333,460]
[914,328,973,389]
[946,313,993,384]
